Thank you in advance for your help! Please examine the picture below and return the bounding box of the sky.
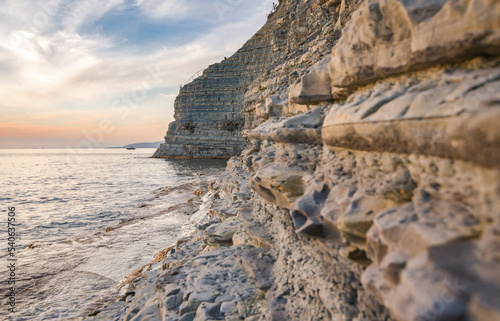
[0,0,275,148]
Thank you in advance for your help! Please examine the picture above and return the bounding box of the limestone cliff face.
[153,0,356,158]
[241,0,500,320]
[153,13,278,158]
[131,0,500,320]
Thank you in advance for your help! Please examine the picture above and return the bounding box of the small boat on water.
[126,147,136,150]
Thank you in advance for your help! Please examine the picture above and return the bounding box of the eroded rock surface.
[93,0,500,320]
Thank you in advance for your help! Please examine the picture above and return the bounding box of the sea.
[0,148,227,320]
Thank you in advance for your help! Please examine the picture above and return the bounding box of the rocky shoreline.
[84,165,275,321]
[0,167,227,321]
[89,0,500,320]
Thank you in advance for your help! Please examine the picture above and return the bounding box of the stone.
[232,228,250,247]
[265,286,289,321]
[379,251,409,285]
[240,209,275,248]
[250,165,308,209]
[361,265,392,303]
[322,68,500,169]
[153,11,277,158]
[364,238,500,321]
[365,226,389,265]
[269,127,322,145]
[320,184,353,231]
[289,56,333,104]
[329,0,500,87]
[289,181,330,237]
[370,201,482,256]
[165,293,183,310]
[194,302,222,321]
[290,182,398,249]
[337,194,397,244]
[220,301,238,316]
[265,95,286,118]
[179,312,196,321]
[85,1,500,321]
[164,286,181,297]
[388,250,470,321]
[248,106,326,145]
[128,300,161,321]
[235,248,275,291]
[469,290,500,321]
[179,287,218,316]
[202,220,243,246]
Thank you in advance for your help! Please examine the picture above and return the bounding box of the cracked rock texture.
[108,0,500,320]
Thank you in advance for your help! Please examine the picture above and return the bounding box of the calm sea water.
[0,148,226,246]
[0,148,227,320]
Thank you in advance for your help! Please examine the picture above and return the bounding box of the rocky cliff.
[94,0,500,320]
[153,12,278,158]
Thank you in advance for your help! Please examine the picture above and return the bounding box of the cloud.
[59,0,127,32]
[135,0,190,20]
[0,0,275,147]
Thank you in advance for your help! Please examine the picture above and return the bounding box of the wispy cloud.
[0,0,275,147]
[60,0,127,31]
[135,0,190,20]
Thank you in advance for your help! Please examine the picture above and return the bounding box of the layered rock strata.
[93,0,500,320]
[153,12,279,158]
[244,1,500,320]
